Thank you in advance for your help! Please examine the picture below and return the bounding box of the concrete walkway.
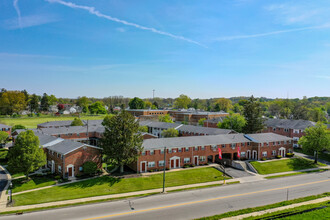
[1,178,240,213]
[223,196,330,220]
[0,165,11,211]
[263,167,330,178]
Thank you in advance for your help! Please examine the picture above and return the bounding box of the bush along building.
[130,133,293,173]
[263,119,316,147]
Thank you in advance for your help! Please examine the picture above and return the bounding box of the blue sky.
[0,0,330,99]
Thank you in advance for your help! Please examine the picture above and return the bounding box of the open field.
[13,167,225,206]
[250,158,325,175]
[0,115,106,128]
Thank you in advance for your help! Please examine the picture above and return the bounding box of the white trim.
[66,164,74,177]
[51,160,55,173]
[247,150,251,159]
[170,157,181,169]
[194,156,199,166]
[140,161,147,173]
[50,144,102,156]
[252,150,258,160]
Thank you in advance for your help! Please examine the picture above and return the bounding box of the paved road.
[0,169,8,198]
[2,171,330,220]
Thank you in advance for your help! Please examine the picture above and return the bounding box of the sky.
[0,0,330,99]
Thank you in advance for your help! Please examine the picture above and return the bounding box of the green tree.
[218,114,246,133]
[174,94,191,109]
[0,91,27,115]
[298,123,330,163]
[40,93,50,111]
[128,97,145,109]
[308,108,327,122]
[48,95,58,106]
[76,96,91,107]
[89,102,107,114]
[198,118,207,126]
[214,98,232,112]
[0,131,9,145]
[145,101,152,109]
[8,130,46,180]
[243,96,264,134]
[158,114,173,123]
[82,161,98,175]
[29,94,39,113]
[12,124,26,132]
[162,128,179,138]
[71,118,84,126]
[138,126,148,133]
[233,103,244,114]
[100,111,143,173]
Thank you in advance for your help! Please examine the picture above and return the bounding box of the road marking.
[84,179,330,220]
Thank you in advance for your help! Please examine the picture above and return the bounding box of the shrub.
[190,164,195,167]
[261,157,267,161]
[286,153,294,157]
[165,168,170,171]
[276,155,282,159]
[83,161,97,175]
[54,175,61,180]
[183,164,190,168]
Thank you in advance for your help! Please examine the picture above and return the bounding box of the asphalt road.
[3,171,330,220]
[224,167,253,178]
[0,169,8,197]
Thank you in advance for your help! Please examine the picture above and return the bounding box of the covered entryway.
[170,156,180,169]
[247,150,251,159]
[67,164,74,177]
[207,155,213,163]
[252,150,258,160]
[279,147,286,157]
[51,160,55,174]
[140,161,147,173]
[194,156,199,166]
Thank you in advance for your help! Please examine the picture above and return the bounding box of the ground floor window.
[262,151,267,157]
[241,152,246,157]
[184,158,190,163]
[58,165,62,173]
[79,166,83,171]
[200,156,206,162]
[272,150,276,156]
[159,160,165,167]
[148,161,155,168]
[288,149,292,153]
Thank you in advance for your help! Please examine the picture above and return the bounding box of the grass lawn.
[250,158,324,175]
[11,176,57,193]
[0,115,106,129]
[13,167,225,206]
[244,201,330,220]
[0,148,8,165]
[265,169,329,179]
[294,148,330,162]
[195,192,330,220]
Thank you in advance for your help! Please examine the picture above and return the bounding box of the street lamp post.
[162,147,166,193]
[9,182,13,204]
[223,161,226,185]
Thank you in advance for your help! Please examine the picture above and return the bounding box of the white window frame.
[184,158,190,163]
[148,161,155,168]
[159,160,165,167]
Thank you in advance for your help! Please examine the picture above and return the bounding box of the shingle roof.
[142,134,249,150]
[47,139,86,155]
[33,132,61,146]
[37,119,103,128]
[0,124,11,129]
[245,133,292,143]
[178,125,233,135]
[264,119,316,130]
[146,121,182,129]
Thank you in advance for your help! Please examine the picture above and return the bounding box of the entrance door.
[141,162,146,173]
[252,151,257,160]
[176,159,179,168]
[171,160,174,168]
[247,151,251,159]
[194,156,198,165]
[68,167,73,177]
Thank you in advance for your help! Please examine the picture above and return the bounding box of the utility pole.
[162,147,166,193]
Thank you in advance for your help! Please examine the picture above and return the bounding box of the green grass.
[11,176,57,193]
[265,169,329,179]
[195,192,330,220]
[244,201,330,220]
[0,115,106,129]
[294,148,330,162]
[13,167,225,206]
[250,158,324,175]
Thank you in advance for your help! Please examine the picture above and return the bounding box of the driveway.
[0,169,8,197]
[224,167,254,178]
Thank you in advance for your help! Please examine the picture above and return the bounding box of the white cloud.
[116,27,126,33]
[46,0,207,48]
[4,14,59,29]
[13,0,22,28]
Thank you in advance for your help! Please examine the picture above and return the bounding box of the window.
[272,150,276,156]
[241,152,246,157]
[288,149,292,153]
[278,141,281,145]
[79,166,83,171]
[293,129,299,134]
[200,156,206,162]
[273,142,276,145]
[284,128,289,132]
[288,140,292,144]
[247,142,250,146]
[178,148,182,152]
[58,165,62,173]
[148,162,155,168]
[273,127,276,131]
[194,146,198,151]
[265,142,269,146]
[201,146,205,150]
[57,153,60,158]
[150,150,154,155]
[231,143,236,149]
[184,158,190,163]
[142,151,146,156]
[159,160,165,167]
[262,151,267,157]
[61,155,63,160]
[160,149,164,154]
[242,143,245,147]
[185,147,189,152]
[168,149,172,153]
[222,144,225,148]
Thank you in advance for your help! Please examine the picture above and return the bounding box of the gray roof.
[245,133,292,143]
[142,134,249,150]
[178,125,233,135]
[147,121,182,129]
[38,119,103,128]
[33,132,61,146]
[265,119,316,130]
[0,124,11,129]
[35,126,101,135]
[47,139,86,155]
[204,117,226,124]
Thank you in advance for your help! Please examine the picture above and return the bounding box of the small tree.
[0,131,9,145]
[100,111,143,173]
[158,114,173,123]
[83,161,97,175]
[12,124,26,132]
[243,96,264,134]
[218,114,246,133]
[138,126,148,133]
[162,128,179,138]
[89,102,107,114]
[298,123,330,164]
[8,130,46,180]
[198,118,207,126]
[128,97,145,109]
[71,118,84,126]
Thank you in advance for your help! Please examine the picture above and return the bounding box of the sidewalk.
[0,165,11,211]
[223,196,330,220]
[1,178,240,213]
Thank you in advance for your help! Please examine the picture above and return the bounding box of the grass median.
[250,158,326,175]
[12,167,226,206]
[265,169,329,179]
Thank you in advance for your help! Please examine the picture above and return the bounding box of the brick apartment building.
[0,124,11,136]
[130,133,293,173]
[263,119,316,147]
